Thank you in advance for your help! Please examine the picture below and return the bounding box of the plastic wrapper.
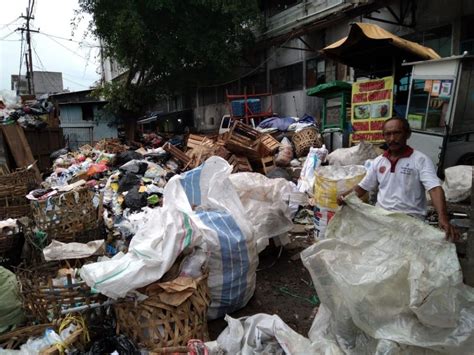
[301,194,474,354]
[86,335,139,355]
[297,145,328,195]
[207,314,315,355]
[442,165,472,203]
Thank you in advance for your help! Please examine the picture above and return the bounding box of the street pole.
[25,1,35,95]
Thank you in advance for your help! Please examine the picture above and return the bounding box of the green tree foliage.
[78,0,261,114]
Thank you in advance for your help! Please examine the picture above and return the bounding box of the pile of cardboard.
[164,121,280,174]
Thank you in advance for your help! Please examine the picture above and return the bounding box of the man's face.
[383,120,409,154]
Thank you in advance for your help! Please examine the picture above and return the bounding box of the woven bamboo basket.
[0,168,38,219]
[291,127,322,158]
[30,187,99,242]
[17,261,106,323]
[114,274,210,351]
[0,321,86,353]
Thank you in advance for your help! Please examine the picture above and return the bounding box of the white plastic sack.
[43,240,104,261]
[327,141,378,166]
[229,172,295,252]
[207,314,315,355]
[297,145,328,195]
[164,157,258,320]
[301,194,474,354]
[442,165,472,203]
[80,204,204,299]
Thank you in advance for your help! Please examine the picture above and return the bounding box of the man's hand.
[337,194,346,206]
[438,215,460,242]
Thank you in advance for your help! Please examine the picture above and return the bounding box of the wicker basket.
[30,187,99,242]
[0,321,85,352]
[0,168,38,219]
[17,261,106,323]
[114,274,210,351]
[291,127,322,158]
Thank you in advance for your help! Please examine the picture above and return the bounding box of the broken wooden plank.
[0,124,41,181]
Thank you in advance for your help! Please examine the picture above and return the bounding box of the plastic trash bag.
[119,159,148,175]
[297,145,328,195]
[327,141,378,166]
[301,194,474,354]
[123,186,147,211]
[80,203,204,299]
[86,335,139,355]
[118,172,141,193]
[442,165,472,203]
[164,157,257,320]
[0,267,25,333]
[206,313,315,355]
[114,151,143,166]
[229,172,294,252]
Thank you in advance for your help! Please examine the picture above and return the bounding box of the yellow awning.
[321,23,440,70]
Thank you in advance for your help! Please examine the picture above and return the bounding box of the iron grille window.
[270,62,303,94]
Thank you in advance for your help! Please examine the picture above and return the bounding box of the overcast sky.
[0,0,101,93]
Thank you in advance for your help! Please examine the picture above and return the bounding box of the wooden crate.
[163,142,192,168]
[186,134,215,150]
[258,134,280,157]
[228,155,252,173]
[251,156,275,175]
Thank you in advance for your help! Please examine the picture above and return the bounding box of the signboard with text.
[351,76,394,143]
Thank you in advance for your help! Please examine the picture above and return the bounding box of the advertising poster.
[351,76,394,144]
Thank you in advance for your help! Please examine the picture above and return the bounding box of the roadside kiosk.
[306,81,352,151]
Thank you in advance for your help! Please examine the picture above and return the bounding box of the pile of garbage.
[1,114,473,354]
[0,90,55,129]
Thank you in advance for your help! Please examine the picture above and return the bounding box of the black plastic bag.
[86,335,140,355]
[118,172,141,193]
[50,148,69,160]
[124,186,147,211]
[119,160,148,175]
[115,151,143,166]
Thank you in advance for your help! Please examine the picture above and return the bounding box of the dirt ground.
[208,226,318,340]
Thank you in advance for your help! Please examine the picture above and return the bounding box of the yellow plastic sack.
[313,165,366,209]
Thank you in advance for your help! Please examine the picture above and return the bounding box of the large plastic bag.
[0,267,25,333]
[80,204,204,299]
[164,157,257,320]
[442,165,472,203]
[229,172,294,252]
[327,141,378,166]
[313,165,366,210]
[206,314,315,355]
[301,194,474,354]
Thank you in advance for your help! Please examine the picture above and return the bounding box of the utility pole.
[17,0,38,95]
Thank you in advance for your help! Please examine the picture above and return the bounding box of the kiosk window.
[407,79,451,133]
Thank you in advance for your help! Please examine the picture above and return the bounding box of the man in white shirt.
[338,117,458,241]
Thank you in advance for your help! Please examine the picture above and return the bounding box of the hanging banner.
[351,76,394,144]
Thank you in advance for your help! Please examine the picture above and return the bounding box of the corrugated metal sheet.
[63,127,93,150]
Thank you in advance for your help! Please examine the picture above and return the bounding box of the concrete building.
[11,71,64,96]
[50,90,118,150]
[100,0,474,133]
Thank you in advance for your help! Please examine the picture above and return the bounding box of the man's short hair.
[383,117,411,134]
